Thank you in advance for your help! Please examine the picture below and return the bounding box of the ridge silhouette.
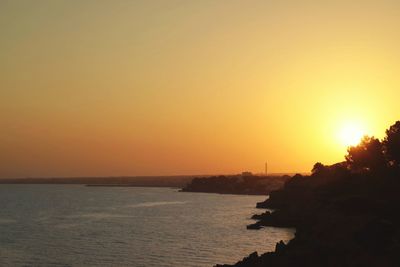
[217,120,400,267]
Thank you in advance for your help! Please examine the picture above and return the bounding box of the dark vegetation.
[181,175,290,195]
[217,121,400,267]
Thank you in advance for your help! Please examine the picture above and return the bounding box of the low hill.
[216,118,400,267]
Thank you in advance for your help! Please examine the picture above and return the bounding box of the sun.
[339,123,365,147]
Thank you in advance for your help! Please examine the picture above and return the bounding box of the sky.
[1,0,400,178]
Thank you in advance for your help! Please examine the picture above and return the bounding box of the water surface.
[0,185,294,266]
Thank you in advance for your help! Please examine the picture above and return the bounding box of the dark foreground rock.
[216,121,400,267]
[216,166,400,267]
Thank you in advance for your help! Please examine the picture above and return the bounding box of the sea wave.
[125,201,187,208]
[0,218,16,224]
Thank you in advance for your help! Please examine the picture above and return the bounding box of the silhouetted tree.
[345,136,387,172]
[311,162,326,176]
[383,121,400,168]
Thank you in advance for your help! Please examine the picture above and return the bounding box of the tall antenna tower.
[265,161,268,176]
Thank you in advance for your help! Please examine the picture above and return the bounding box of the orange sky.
[1,0,400,178]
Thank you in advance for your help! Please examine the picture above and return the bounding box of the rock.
[275,240,286,253]
[214,252,259,267]
[246,223,262,230]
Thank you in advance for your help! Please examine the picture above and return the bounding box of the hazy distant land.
[0,174,293,195]
[181,175,290,195]
[0,176,193,188]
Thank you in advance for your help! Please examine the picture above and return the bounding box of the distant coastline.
[0,174,295,195]
[180,175,290,195]
[0,176,193,188]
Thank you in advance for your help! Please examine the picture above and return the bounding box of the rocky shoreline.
[215,165,400,267]
[214,122,400,266]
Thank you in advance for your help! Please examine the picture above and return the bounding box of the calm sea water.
[0,185,294,267]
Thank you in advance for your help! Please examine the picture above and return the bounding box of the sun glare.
[339,123,365,147]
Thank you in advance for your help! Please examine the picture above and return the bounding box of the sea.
[0,185,294,267]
